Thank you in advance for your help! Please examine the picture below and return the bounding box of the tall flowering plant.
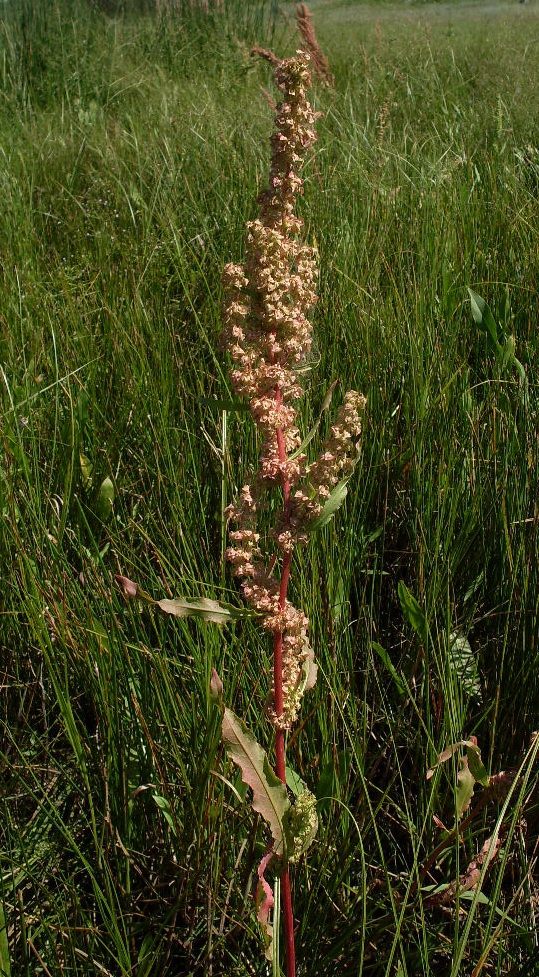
[219,50,365,977]
[116,47,365,977]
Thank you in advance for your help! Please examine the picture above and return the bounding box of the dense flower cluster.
[223,53,365,729]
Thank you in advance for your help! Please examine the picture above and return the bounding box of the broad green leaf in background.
[398,580,427,643]
[468,287,502,354]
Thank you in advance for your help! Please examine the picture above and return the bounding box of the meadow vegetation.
[2,0,539,973]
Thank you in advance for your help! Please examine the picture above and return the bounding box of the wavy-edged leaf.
[221,708,290,854]
[255,851,275,962]
[427,738,486,781]
[156,597,255,624]
[114,577,256,625]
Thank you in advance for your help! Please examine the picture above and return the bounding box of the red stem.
[273,389,296,977]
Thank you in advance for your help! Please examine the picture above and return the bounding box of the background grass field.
[2,0,539,973]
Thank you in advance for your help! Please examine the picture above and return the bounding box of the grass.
[2,0,539,973]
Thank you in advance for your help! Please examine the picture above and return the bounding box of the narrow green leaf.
[221,708,290,854]
[308,478,350,531]
[0,900,11,977]
[152,795,177,835]
[79,452,93,488]
[398,581,427,643]
[372,642,406,699]
[468,288,502,354]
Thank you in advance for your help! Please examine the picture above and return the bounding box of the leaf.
[308,478,350,531]
[255,851,275,962]
[115,575,139,599]
[286,766,307,798]
[221,708,290,854]
[152,795,177,836]
[79,452,93,488]
[398,581,427,643]
[456,755,476,818]
[372,641,406,699]
[0,899,11,977]
[114,577,254,625]
[449,630,481,698]
[466,743,490,787]
[289,380,338,460]
[468,288,502,354]
[156,597,256,624]
[96,476,114,521]
[427,741,463,779]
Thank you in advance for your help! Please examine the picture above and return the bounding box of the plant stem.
[273,391,296,977]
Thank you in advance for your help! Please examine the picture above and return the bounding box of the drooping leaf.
[114,577,253,625]
[115,575,140,599]
[427,741,464,779]
[255,850,275,962]
[466,743,490,787]
[221,708,290,854]
[468,288,502,354]
[398,581,427,643]
[157,597,254,624]
[456,755,476,818]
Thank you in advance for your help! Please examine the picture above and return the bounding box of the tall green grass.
[2,0,539,973]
